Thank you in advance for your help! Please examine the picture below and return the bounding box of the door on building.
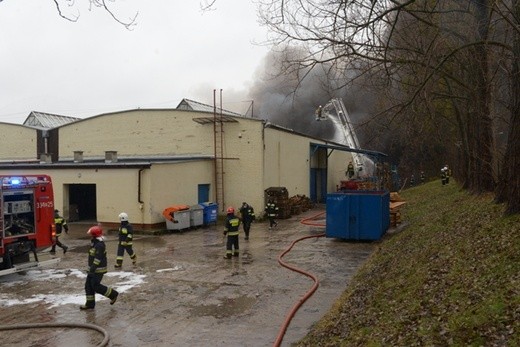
[198,184,210,203]
[310,168,327,203]
[68,184,97,221]
[310,145,328,203]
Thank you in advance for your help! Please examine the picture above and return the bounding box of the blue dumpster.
[199,202,218,226]
[326,191,390,240]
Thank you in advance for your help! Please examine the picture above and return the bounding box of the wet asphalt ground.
[0,207,376,347]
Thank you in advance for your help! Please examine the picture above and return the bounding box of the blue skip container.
[326,191,390,240]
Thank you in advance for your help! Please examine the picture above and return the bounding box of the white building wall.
[0,124,37,160]
[11,161,214,226]
[58,109,215,158]
[1,108,360,227]
[147,161,214,223]
[58,109,269,216]
[263,128,311,198]
[264,128,354,201]
[3,167,138,224]
[219,120,266,213]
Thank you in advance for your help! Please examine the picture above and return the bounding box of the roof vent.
[105,151,118,163]
[74,151,84,163]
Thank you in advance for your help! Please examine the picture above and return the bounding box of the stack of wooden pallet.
[389,192,406,227]
[288,194,313,215]
[264,187,291,219]
[357,181,377,190]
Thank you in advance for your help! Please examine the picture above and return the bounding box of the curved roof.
[23,111,80,129]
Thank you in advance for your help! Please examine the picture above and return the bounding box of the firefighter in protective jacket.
[115,212,137,268]
[347,161,355,179]
[50,209,68,254]
[223,207,241,259]
[239,202,255,240]
[80,225,118,310]
[265,199,279,229]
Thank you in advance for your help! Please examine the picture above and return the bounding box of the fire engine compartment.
[0,188,37,268]
[3,189,36,237]
[0,175,55,272]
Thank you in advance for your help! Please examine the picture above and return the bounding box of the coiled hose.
[273,211,327,347]
[0,322,110,347]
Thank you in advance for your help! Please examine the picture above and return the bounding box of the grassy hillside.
[297,181,520,346]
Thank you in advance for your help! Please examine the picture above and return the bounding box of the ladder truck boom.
[316,98,375,177]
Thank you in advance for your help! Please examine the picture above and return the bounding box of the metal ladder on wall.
[213,92,225,211]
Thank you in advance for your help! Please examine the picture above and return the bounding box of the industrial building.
[0,99,358,229]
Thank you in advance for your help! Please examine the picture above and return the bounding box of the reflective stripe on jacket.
[240,205,255,222]
[119,222,134,246]
[88,238,108,274]
[54,216,68,235]
[224,216,240,236]
[265,203,278,217]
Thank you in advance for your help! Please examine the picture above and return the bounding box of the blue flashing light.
[10,178,21,185]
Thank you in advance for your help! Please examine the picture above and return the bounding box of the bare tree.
[258,0,520,213]
[52,0,138,29]
[200,0,217,11]
[495,0,520,214]
[49,1,219,28]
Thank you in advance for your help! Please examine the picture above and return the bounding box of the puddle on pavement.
[69,236,167,254]
[134,236,167,247]
[240,250,253,264]
[138,259,176,270]
[69,244,91,253]
[188,295,256,318]
[136,328,162,343]
[202,231,226,247]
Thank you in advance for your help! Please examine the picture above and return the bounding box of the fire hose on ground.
[1,212,328,347]
[273,211,326,347]
[0,322,110,347]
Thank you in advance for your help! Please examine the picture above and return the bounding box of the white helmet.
[118,212,129,222]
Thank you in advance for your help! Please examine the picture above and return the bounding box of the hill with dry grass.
[297,181,520,346]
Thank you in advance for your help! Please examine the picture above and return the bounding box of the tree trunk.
[467,0,495,194]
[496,0,520,214]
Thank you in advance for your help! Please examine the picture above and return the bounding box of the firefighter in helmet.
[265,198,279,230]
[223,207,240,259]
[239,202,255,240]
[347,161,355,179]
[441,166,448,186]
[80,225,118,310]
[50,209,68,255]
[115,212,137,268]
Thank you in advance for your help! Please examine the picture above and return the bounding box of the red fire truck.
[0,175,60,276]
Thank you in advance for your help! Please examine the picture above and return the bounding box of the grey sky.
[0,0,270,124]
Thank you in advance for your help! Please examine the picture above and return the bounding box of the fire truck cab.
[0,175,59,275]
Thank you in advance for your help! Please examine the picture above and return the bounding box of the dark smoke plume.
[246,48,379,147]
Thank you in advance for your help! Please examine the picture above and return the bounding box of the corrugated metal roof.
[176,98,244,117]
[23,111,80,129]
